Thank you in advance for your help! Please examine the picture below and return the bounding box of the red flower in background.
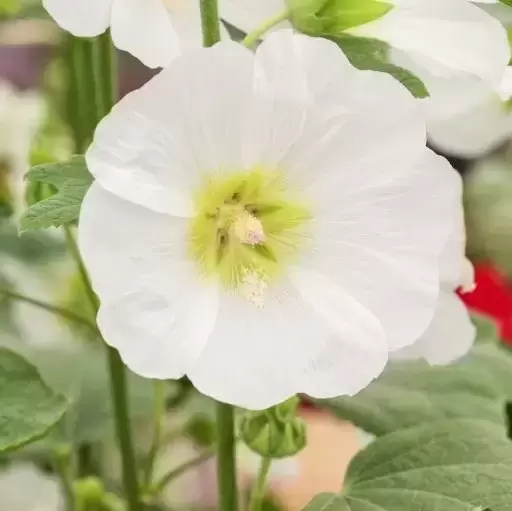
[461,263,512,346]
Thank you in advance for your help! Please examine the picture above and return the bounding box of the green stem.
[53,448,76,511]
[200,0,221,47]
[65,32,141,510]
[107,347,141,510]
[143,380,167,488]
[216,402,238,511]
[151,450,215,495]
[248,457,272,511]
[64,229,141,511]
[66,36,90,152]
[63,225,98,316]
[241,9,290,48]
[0,286,97,333]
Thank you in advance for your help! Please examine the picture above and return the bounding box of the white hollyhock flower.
[42,0,215,68]
[220,0,509,86]
[393,207,476,365]
[427,67,512,158]
[349,0,509,84]
[79,31,460,409]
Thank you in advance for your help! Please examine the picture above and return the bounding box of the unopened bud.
[240,396,307,458]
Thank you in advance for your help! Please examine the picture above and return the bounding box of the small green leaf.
[0,348,68,452]
[316,344,512,435]
[333,34,429,98]
[19,156,93,232]
[303,420,512,511]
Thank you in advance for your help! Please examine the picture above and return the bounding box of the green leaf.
[25,345,155,445]
[0,219,65,263]
[19,156,93,232]
[499,0,512,7]
[304,420,512,511]
[316,344,512,436]
[333,34,429,98]
[472,312,500,344]
[0,348,68,452]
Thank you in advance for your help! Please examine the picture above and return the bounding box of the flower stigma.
[188,168,312,306]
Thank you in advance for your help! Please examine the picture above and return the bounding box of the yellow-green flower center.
[188,168,312,303]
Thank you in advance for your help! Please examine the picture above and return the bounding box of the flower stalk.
[65,33,141,511]
[241,9,291,48]
[248,457,272,511]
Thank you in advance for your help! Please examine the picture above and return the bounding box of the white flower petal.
[43,0,111,37]
[350,0,509,82]
[392,292,475,365]
[98,280,218,379]
[473,0,512,27]
[188,273,387,409]
[289,267,388,397]
[250,31,426,184]
[87,42,256,214]
[111,0,180,68]
[78,183,189,300]
[303,149,461,350]
[428,95,512,158]
[219,0,291,34]
[438,203,467,289]
[246,31,356,169]
[79,183,219,378]
[165,0,207,52]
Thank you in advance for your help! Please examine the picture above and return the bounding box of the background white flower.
[0,463,63,511]
[350,0,509,85]
[79,31,460,409]
[427,67,512,158]
[393,207,476,365]
[220,0,509,87]
[42,0,212,68]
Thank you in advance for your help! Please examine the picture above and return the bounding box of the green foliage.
[19,156,93,232]
[0,0,21,15]
[0,348,68,452]
[316,344,512,436]
[287,0,392,34]
[0,275,20,338]
[333,34,429,98]
[499,0,512,7]
[472,312,500,344]
[0,219,65,263]
[240,396,307,458]
[25,345,155,445]
[303,420,512,510]
[464,159,512,278]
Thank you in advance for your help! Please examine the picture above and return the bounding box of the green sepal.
[239,396,307,458]
[286,0,393,36]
